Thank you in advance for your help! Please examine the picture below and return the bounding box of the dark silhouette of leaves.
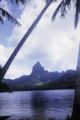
[75,0,80,28]
[0,16,3,24]
[15,0,26,4]
[52,0,80,28]
[52,0,71,19]
[0,0,27,25]
[52,1,64,20]
[0,8,20,25]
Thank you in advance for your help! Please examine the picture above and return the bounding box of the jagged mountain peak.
[33,61,42,68]
[31,61,44,75]
[34,61,41,66]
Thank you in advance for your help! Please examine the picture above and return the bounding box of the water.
[0,90,74,120]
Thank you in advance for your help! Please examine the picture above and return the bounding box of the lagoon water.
[0,90,74,120]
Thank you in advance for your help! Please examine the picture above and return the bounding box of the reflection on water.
[0,90,74,120]
[32,92,47,120]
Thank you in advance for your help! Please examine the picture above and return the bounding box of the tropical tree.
[1,1,80,75]
[68,44,80,120]
[51,1,80,120]
[0,0,80,119]
[0,0,53,82]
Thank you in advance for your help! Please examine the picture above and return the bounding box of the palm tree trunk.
[0,0,53,81]
[71,44,80,120]
[71,75,80,120]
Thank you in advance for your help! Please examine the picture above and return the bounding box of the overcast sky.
[0,0,80,79]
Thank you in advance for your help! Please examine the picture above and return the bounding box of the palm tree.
[1,1,80,119]
[0,0,53,82]
[70,44,80,120]
[1,0,80,76]
[51,0,80,120]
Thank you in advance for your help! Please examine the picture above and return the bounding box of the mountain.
[30,61,64,83]
[31,61,45,75]
[40,70,76,90]
[3,61,76,91]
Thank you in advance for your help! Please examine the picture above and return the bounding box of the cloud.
[0,0,10,11]
[1,0,80,79]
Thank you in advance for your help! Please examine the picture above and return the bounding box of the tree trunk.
[0,0,53,81]
[71,45,80,120]
[71,74,80,120]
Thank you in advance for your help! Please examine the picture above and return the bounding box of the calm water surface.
[0,90,74,120]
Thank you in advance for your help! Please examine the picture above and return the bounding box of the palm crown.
[51,0,80,28]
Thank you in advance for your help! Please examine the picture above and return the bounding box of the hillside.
[3,62,76,91]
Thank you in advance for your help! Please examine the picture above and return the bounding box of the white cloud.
[0,45,13,66]
[0,0,10,11]
[0,45,6,65]
[1,0,80,79]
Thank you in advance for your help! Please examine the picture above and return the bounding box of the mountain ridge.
[4,61,76,91]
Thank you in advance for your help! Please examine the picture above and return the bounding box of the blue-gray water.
[0,90,74,120]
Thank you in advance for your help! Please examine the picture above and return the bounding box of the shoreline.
[0,88,74,93]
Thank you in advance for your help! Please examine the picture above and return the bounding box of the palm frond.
[65,0,71,8]
[15,0,26,4]
[0,16,3,24]
[0,8,20,25]
[12,0,31,5]
[0,0,27,25]
[75,0,80,28]
[52,0,71,20]
[52,0,63,20]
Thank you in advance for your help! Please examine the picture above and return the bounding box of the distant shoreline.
[0,88,74,93]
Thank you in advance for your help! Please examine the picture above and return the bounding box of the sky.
[0,0,80,79]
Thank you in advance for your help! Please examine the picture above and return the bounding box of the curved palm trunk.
[71,44,80,120]
[0,0,53,81]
